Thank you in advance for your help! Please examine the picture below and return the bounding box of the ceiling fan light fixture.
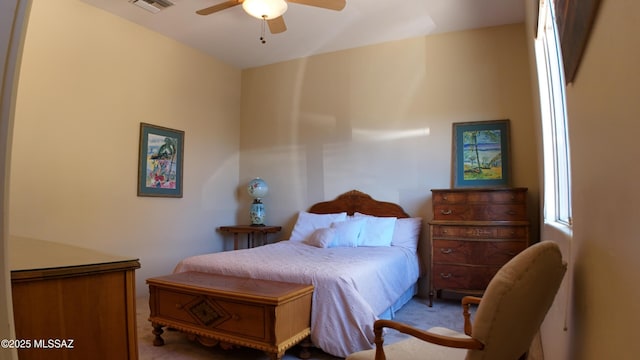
[242,0,288,20]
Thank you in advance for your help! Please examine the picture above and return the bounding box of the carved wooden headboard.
[308,190,410,218]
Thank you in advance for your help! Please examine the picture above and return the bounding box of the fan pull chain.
[260,15,267,44]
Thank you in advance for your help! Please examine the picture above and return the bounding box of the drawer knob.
[440,273,452,279]
[474,229,492,236]
[232,314,241,321]
[175,303,183,309]
[440,248,453,254]
[440,209,452,215]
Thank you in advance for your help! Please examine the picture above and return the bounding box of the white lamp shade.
[247,177,269,199]
[242,0,288,20]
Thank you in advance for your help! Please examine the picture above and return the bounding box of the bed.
[174,190,422,358]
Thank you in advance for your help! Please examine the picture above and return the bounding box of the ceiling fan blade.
[196,0,242,15]
[287,0,346,11]
[268,16,287,34]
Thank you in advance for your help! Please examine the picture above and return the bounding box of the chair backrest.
[466,241,567,360]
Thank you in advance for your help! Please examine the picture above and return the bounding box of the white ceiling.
[82,0,525,69]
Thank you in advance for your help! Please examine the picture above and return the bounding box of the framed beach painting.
[452,119,511,188]
[137,123,184,197]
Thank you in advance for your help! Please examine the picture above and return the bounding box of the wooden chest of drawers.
[147,272,313,360]
[429,188,529,306]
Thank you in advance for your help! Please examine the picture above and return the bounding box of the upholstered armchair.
[346,241,567,360]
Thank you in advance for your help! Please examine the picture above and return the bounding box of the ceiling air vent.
[131,0,174,14]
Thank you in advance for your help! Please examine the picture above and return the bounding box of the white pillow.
[391,217,422,252]
[304,227,336,248]
[354,213,397,247]
[329,219,366,248]
[289,211,347,242]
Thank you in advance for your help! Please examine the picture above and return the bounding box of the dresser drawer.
[155,288,266,339]
[468,190,527,204]
[432,188,527,221]
[432,239,527,266]
[433,189,526,204]
[433,204,527,221]
[432,264,499,291]
[432,225,528,240]
[432,191,469,205]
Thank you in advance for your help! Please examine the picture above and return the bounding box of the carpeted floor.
[136,295,467,360]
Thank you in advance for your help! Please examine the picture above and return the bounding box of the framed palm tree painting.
[138,123,184,197]
[452,119,511,188]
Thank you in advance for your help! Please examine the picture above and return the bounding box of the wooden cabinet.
[147,271,313,360]
[429,188,529,306]
[10,236,140,360]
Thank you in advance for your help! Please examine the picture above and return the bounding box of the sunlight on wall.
[352,127,431,141]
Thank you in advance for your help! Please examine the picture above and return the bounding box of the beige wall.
[528,0,640,358]
[239,23,539,294]
[563,0,640,358]
[9,0,241,295]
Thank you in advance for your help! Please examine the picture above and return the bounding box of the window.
[535,0,572,226]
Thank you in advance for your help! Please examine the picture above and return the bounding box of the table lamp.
[247,177,269,226]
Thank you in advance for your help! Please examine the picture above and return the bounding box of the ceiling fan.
[196,0,346,35]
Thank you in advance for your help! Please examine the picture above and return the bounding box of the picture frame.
[452,119,511,188]
[137,123,184,197]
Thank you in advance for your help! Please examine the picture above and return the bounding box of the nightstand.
[218,225,282,250]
